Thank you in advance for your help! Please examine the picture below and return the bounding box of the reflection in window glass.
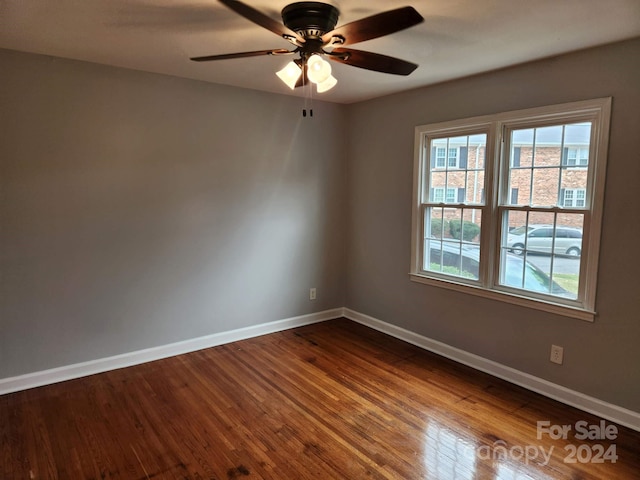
[424,423,476,480]
[501,211,583,299]
[424,207,482,280]
[496,462,554,480]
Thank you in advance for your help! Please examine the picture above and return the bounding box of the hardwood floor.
[1,318,639,479]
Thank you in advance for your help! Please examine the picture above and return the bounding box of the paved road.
[525,253,580,275]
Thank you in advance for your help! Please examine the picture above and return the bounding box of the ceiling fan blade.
[219,0,304,45]
[322,6,423,46]
[191,48,293,62]
[328,48,418,76]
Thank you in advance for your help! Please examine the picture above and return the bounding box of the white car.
[507,224,582,257]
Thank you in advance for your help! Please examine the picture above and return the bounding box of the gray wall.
[0,49,347,378]
[344,38,640,412]
[2,39,639,413]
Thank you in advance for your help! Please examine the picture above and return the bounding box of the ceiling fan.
[191,1,424,93]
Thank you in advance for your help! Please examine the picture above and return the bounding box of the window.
[434,147,459,168]
[411,98,611,320]
[563,147,589,167]
[423,132,486,281]
[433,143,468,169]
[562,188,586,207]
[432,187,466,204]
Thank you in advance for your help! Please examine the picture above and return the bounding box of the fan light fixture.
[276,54,337,93]
[307,54,331,83]
[276,61,302,89]
[316,74,337,93]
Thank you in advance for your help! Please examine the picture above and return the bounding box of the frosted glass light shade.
[276,61,302,89]
[316,74,337,93]
[306,54,331,84]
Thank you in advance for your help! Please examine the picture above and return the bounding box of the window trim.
[410,98,611,321]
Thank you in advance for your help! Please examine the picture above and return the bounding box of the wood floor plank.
[1,318,638,479]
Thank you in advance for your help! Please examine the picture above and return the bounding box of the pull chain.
[302,65,313,118]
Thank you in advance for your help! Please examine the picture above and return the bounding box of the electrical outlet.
[550,345,564,365]
[309,288,316,300]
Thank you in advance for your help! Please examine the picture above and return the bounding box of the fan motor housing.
[281,2,340,38]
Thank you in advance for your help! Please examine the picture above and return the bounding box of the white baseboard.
[3,306,638,432]
[342,308,640,432]
[0,308,342,396]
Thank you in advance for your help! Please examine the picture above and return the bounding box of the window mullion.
[480,122,501,288]
[557,125,566,207]
[464,136,470,203]
[528,128,537,206]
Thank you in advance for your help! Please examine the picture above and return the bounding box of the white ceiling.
[1,0,639,104]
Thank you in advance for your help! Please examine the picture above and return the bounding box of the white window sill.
[409,273,595,322]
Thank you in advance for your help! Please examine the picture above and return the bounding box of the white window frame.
[410,98,611,321]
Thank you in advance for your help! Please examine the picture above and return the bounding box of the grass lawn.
[554,273,579,294]
[429,263,477,279]
[428,262,580,295]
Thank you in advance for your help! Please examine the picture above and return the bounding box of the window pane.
[446,188,457,204]
[425,239,480,280]
[427,134,486,205]
[534,125,563,167]
[512,129,534,167]
[508,122,592,208]
[465,169,484,204]
[548,213,583,299]
[427,207,447,238]
[508,169,531,205]
[447,170,465,186]
[560,175,588,205]
[564,123,592,167]
[436,149,446,168]
[431,170,447,185]
[468,134,487,170]
[500,210,581,299]
[448,149,458,167]
[555,213,583,256]
[531,167,560,206]
[445,208,482,245]
[504,210,527,236]
[424,207,482,279]
[431,139,448,170]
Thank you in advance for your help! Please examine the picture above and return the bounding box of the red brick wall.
[430,145,587,232]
